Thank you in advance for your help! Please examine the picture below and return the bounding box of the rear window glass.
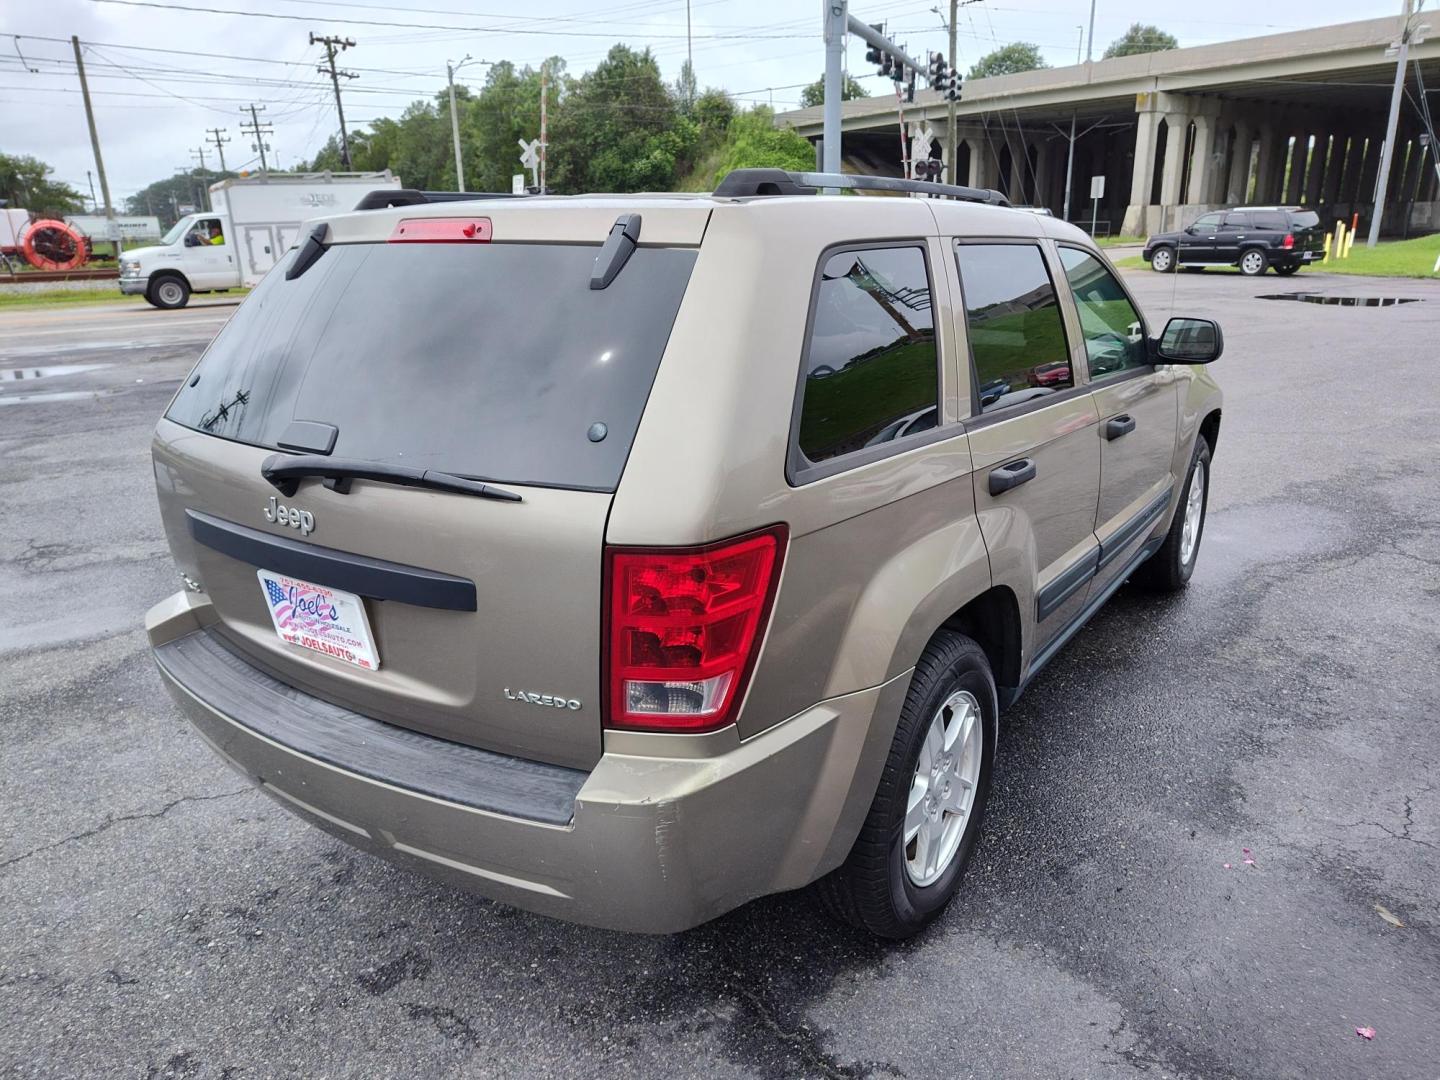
[1290,211,1320,229]
[166,242,697,492]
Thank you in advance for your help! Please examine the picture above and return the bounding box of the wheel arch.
[148,268,192,290]
[939,585,1023,702]
[1199,408,1221,456]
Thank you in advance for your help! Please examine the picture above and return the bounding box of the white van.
[120,172,398,308]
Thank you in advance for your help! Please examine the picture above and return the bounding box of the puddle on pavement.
[0,389,121,406]
[1257,293,1422,307]
[0,362,113,381]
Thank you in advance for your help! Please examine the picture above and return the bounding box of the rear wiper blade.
[260,453,522,502]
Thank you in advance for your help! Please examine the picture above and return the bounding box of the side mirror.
[1154,317,1223,364]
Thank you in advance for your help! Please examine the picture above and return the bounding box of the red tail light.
[604,525,787,733]
[1282,233,1294,249]
[390,217,492,243]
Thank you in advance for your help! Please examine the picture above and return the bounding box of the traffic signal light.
[946,68,962,101]
[905,68,916,102]
[929,51,947,87]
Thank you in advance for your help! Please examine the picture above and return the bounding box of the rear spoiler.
[353,189,532,211]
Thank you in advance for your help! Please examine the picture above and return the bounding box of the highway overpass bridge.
[775,15,1440,237]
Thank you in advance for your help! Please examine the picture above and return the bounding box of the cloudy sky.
[0,0,1411,206]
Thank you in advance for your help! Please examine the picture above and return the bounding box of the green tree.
[708,109,815,187]
[967,42,1049,80]
[1102,24,1179,59]
[0,153,85,216]
[547,44,696,193]
[799,74,868,108]
[124,169,236,230]
[693,88,736,141]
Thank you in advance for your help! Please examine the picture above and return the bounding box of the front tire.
[817,631,997,939]
[1150,246,1176,273]
[148,275,191,309]
[1238,249,1268,276]
[1134,439,1211,592]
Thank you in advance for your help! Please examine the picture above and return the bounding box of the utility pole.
[71,36,118,250]
[239,105,273,172]
[947,0,958,183]
[1085,0,1098,61]
[311,33,358,169]
[86,170,97,211]
[1369,0,1422,247]
[540,61,549,194]
[446,56,481,192]
[206,127,230,173]
[686,0,694,105]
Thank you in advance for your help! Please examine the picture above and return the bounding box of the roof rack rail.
[353,188,532,211]
[712,168,1010,207]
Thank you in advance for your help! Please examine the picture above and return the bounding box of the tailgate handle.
[988,458,1036,496]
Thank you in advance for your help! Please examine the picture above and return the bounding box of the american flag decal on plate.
[256,569,380,670]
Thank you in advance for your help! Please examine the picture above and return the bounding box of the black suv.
[1144,206,1325,276]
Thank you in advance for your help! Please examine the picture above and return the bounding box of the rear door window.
[954,243,1072,414]
[796,245,939,463]
[166,242,697,492]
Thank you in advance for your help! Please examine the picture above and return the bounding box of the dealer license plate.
[257,569,380,670]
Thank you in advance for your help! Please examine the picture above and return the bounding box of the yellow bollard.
[1323,231,1333,263]
[1335,220,1346,260]
[1343,227,1355,258]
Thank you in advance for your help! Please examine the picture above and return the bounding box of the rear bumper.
[146,591,906,933]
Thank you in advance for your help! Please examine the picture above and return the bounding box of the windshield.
[165,241,697,492]
[161,217,193,246]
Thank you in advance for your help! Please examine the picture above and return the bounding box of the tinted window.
[1191,213,1223,230]
[954,243,1071,414]
[1058,248,1148,379]
[166,242,696,492]
[1291,211,1320,229]
[1222,212,1250,228]
[1252,212,1288,230]
[797,246,938,462]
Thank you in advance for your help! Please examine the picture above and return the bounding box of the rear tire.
[1182,265,1206,273]
[1150,246,1176,273]
[817,631,997,939]
[148,275,191,309]
[1238,249,1268,277]
[1273,264,1300,276]
[1134,439,1211,592]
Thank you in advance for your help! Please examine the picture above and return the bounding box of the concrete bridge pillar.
[1122,99,1163,235]
[1187,113,1219,204]
[1321,133,1349,205]
[1158,113,1191,213]
[1284,133,1307,204]
[1252,125,1284,204]
[1226,122,1254,203]
[1305,132,1330,205]
[1339,133,1367,204]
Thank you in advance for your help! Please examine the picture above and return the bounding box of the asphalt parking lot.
[3,268,1438,1080]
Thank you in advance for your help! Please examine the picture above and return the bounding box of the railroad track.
[1,267,120,284]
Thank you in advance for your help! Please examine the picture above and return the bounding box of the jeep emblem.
[264,494,314,536]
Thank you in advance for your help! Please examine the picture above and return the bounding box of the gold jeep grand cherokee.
[147,170,1223,938]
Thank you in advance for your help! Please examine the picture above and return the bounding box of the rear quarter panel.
[608,200,995,741]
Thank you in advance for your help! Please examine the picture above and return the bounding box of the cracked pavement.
[2,274,1439,1079]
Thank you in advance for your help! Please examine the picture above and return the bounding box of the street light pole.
[1368,0,1420,247]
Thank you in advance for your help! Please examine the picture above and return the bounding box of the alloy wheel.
[1180,458,1206,566]
[904,689,983,887]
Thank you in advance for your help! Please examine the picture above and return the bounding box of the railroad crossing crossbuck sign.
[518,138,542,192]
